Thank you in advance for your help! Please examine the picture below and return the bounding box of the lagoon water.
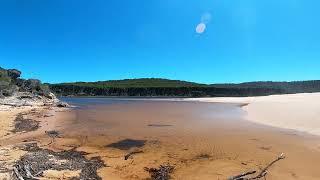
[56,97,320,179]
[60,97,246,137]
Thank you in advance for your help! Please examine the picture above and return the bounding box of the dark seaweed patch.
[13,143,105,180]
[12,113,39,133]
[144,165,174,180]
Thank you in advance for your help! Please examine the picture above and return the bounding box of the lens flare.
[196,23,206,34]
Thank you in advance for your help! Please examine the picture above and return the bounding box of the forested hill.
[54,78,206,88]
[49,78,320,97]
[211,80,320,94]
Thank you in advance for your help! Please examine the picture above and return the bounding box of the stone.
[56,102,69,107]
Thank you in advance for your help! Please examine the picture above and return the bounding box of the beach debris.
[259,146,272,151]
[13,164,43,180]
[13,143,105,180]
[45,130,61,146]
[17,142,40,152]
[239,103,249,108]
[195,153,212,160]
[124,150,143,160]
[228,153,286,180]
[13,167,25,180]
[144,164,174,180]
[56,101,69,107]
[45,130,60,138]
[43,114,53,117]
[229,170,257,180]
[241,162,248,166]
[148,124,172,127]
[12,113,39,133]
[106,139,146,150]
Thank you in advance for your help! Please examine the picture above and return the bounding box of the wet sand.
[47,99,320,179]
[2,97,320,179]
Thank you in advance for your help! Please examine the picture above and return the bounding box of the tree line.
[49,79,320,97]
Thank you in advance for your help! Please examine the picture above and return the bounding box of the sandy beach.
[1,93,320,179]
[0,105,79,179]
[3,0,320,178]
[186,93,320,136]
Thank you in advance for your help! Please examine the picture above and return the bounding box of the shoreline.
[183,93,320,137]
[66,92,320,137]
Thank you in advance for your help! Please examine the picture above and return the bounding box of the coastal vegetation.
[0,67,51,98]
[49,78,320,97]
[2,66,320,98]
[0,67,65,107]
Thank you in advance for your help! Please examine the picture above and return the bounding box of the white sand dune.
[184,93,320,136]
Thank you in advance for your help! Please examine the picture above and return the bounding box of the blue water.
[60,97,137,108]
[60,97,245,119]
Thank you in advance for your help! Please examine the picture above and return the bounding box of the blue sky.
[0,0,319,84]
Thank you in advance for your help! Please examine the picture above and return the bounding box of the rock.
[47,92,56,100]
[0,67,65,108]
[0,92,64,107]
[56,102,69,107]
[17,92,35,99]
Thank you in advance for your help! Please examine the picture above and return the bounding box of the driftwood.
[229,153,285,180]
[44,130,61,146]
[45,130,60,138]
[13,163,43,180]
[124,150,143,160]
[13,167,24,180]
[24,163,42,179]
[24,164,33,178]
[229,171,256,180]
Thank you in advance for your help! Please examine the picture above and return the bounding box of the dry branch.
[229,153,285,180]
[13,167,24,180]
[229,171,256,180]
[124,150,143,160]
